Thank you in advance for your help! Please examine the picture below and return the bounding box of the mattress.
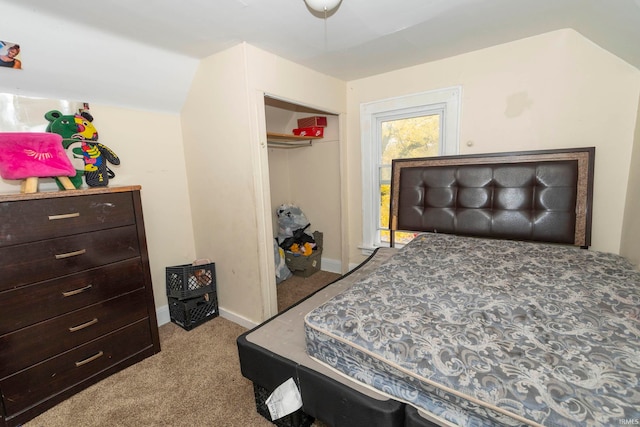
[304,233,640,426]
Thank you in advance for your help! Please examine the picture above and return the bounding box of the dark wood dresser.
[0,186,161,427]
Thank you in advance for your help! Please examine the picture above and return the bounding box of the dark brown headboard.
[389,147,595,247]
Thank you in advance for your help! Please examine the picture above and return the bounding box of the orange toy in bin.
[292,127,324,137]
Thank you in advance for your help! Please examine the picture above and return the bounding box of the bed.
[237,147,640,426]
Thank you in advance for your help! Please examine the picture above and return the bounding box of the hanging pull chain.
[324,9,328,51]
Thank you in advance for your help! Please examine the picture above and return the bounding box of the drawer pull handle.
[69,318,98,332]
[48,212,80,220]
[62,284,93,297]
[55,249,86,259]
[75,351,104,367]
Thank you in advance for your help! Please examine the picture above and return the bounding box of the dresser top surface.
[0,185,142,203]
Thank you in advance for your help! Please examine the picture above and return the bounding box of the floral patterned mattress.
[304,233,640,426]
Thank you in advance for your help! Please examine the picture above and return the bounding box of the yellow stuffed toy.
[290,242,314,256]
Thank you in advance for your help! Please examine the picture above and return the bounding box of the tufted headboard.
[389,147,595,248]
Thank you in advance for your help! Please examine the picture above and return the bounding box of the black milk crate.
[166,262,216,300]
[168,291,219,331]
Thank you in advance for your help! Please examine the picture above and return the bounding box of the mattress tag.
[265,377,303,420]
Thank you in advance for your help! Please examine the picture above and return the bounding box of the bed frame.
[389,147,594,248]
[237,147,596,427]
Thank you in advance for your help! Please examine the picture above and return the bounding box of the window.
[360,87,461,252]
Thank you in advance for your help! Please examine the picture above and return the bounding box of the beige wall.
[620,91,640,267]
[283,127,341,262]
[0,105,196,310]
[346,29,640,264]
[181,43,346,325]
[181,45,262,325]
[88,105,196,309]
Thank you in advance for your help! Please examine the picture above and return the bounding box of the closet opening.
[263,95,342,312]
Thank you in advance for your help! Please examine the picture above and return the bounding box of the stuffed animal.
[44,110,92,188]
[45,110,120,188]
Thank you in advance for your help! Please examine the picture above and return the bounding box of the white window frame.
[360,86,461,254]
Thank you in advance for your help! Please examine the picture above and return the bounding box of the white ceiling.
[9,0,640,80]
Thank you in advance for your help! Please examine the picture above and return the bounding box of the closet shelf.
[267,132,322,149]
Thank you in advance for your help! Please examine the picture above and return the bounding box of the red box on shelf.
[292,127,324,137]
[297,116,327,128]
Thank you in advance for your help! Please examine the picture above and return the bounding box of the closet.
[264,96,342,282]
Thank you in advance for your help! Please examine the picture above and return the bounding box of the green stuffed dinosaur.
[45,110,120,188]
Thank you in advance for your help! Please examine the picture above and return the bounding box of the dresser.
[0,186,161,427]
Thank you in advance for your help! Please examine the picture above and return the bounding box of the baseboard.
[218,307,258,329]
[156,304,171,326]
[321,256,341,274]
[156,303,258,329]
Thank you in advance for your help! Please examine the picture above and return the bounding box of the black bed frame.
[237,147,596,427]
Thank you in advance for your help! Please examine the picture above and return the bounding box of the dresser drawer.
[0,225,140,292]
[0,258,145,335]
[0,289,148,378]
[0,192,136,247]
[0,319,153,417]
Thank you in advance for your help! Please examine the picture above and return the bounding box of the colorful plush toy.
[45,110,120,188]
[44,110,91,188]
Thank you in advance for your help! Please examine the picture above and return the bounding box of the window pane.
[378,114,440,245]
[379,166,390,229]
[360,86,460,252]
[381,115,440,165]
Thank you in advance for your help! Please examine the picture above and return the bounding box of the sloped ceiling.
[7,0,640,80]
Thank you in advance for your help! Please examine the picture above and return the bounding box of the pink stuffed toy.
[0,132,76,192]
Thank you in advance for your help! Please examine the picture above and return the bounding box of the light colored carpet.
[277,270,341,312]
[25,270,339,427]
